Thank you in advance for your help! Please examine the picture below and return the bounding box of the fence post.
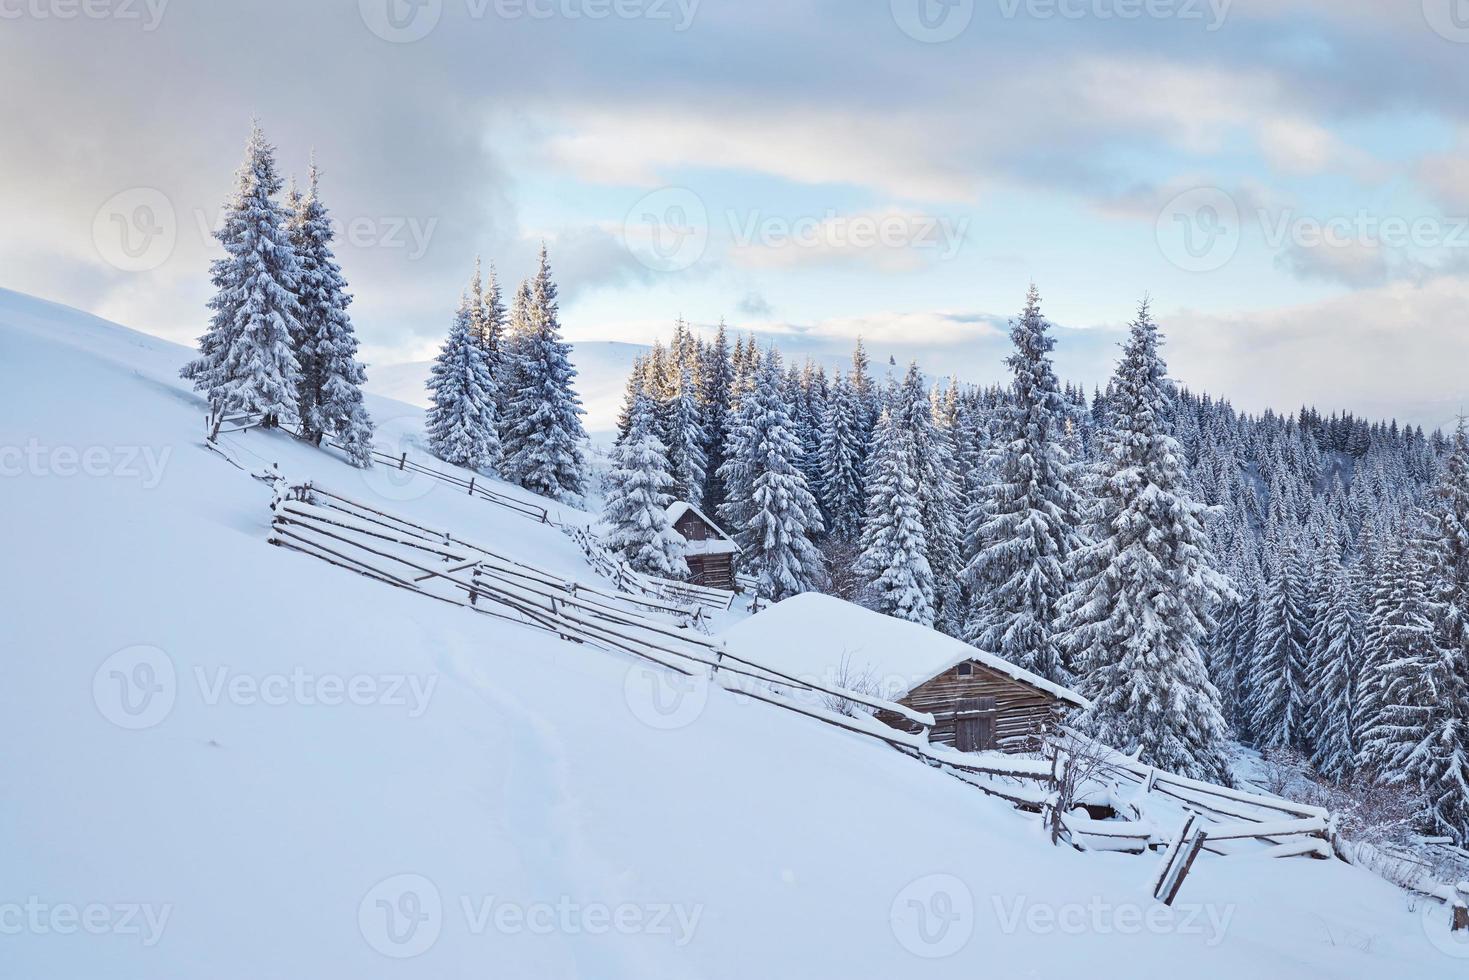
[468,477,475,496]
[1454,883,1469,933]
[398,452,407,470]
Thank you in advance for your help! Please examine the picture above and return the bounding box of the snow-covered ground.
[3,286,1467,977]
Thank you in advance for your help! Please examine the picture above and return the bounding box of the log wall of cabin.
[687,554,734,590]
[876,661,1065,752]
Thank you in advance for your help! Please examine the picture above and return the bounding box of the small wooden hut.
[667,501,739,591]
[720,593,1087,753]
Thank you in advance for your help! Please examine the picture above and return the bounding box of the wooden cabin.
[720,593,1087,754]
[874,657,1084,753]
[667,501,740,591]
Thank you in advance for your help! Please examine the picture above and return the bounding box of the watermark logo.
[93,188,176,272]
[623,187,709,273]
[992,895,1234,944]
[359,426,440,502]
[0,0,169,29]
[359,873,443,958]
[727,208,968,263]
[995,0,1230,29]
[1156,186,1240,272]
[93,645,177,730]
[1421,898,1469,959]
[193,666,437,717]
[623,664,710,730]
[0,440,172,487]
[0,899,172,946]
[359,0,442,42]
[360,0,698,41]
[891,0,974,42]
[890,873,974,958]
[460,895,703,944]
[1424,0,1469,43]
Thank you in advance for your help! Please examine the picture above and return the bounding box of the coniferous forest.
[599,290,1469,844]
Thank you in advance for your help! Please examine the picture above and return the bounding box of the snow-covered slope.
[2,287,1464,978]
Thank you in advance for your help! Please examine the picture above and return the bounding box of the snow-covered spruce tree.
[716,349,826,600]
[819,370,866,541]
[698,321,735,513]
[183,120,302,430]
[502,244,588,501]
[1412,422,1469,841]
[1357,528,1469,839]
[1355,533,1409,746]
[288,159,373,464]
[601,393,688,578]
[665,366,707,506]
[893,362,963,633]
[1248,541,1313,751]
[962,286,1083,684]
[616,356,646,443]
[497,277,535,431]
[1058,301,1234,782]
[1307,544,1364,782]
[425,291,501,471]
[857,408,935,625]
[475,258,510,393]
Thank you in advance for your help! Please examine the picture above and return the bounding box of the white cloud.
[1161,276,1469,426]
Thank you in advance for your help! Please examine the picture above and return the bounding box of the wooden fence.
[209,416,741,612]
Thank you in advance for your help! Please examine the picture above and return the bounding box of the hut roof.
[720,593,1088,707]
[665,501,741,554]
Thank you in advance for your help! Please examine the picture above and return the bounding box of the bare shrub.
[1042,733,1113,845]
[819,654,881,718]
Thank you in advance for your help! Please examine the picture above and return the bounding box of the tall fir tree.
[857,408,935,625]
[1358,530,1465,836]
[1307,544,1364,782]
[699,321,735,512]
[716,349,826,600]
[602,393,689,578]
[1248,541,1313,750]
[1059,301,1234,781]
[665,366,708,505]
[183,120,302,430]
[893,362,963,633]
[502,244,588,501]
[288,159,373,464]
[426,290,502,471]
[963,286,1083,683]
[818,370,867,541]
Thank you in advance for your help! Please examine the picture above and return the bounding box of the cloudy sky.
[3,0,1468,426]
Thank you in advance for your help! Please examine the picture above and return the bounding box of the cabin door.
[954,697,997,753]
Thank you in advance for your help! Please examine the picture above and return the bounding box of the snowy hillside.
[3,287,1465,977]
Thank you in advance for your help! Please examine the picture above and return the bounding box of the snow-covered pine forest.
[593,290,1469,846]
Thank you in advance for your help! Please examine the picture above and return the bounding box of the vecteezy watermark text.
[0,0,168,30]
[991,895,1235,946]
[357,874,703,958]
[0,898,172,947]
[358,0,698,43]
[0,440,171,488]
[93,646,440,730]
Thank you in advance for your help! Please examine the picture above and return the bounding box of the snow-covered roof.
[666,501,741,553]
[719,593,1088,707]
[683,538,739,556]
